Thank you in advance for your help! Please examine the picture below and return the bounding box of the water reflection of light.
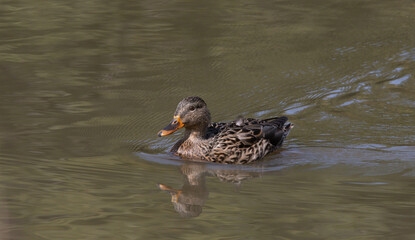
[388,74,411,86]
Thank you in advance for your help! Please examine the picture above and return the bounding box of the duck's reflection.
[158,162,261,218]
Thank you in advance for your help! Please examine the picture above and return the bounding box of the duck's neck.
[185,127,207,141]
[172,126,209,158]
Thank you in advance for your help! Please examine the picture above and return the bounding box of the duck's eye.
[189,106,196,111]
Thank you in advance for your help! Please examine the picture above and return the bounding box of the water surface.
[1,0,415,239]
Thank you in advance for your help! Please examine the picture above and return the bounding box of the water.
[1,0,415,239]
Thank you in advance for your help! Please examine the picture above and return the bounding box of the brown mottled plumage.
[158,96,293,164]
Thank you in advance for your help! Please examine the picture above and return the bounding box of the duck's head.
[158,96,211,137]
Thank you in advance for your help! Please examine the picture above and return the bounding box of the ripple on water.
[388,74,411,86]
[134,143,415,177]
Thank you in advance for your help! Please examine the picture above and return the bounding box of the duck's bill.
[158,183,175,192]
[158,116,184,137]
[158,184,182,203]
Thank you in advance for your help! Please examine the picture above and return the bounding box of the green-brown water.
[1,0,415,239]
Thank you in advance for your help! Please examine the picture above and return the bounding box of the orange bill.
[158,184,182,203]
[158,115,184,137]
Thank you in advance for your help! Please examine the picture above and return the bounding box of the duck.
[158,162,262,218]
[158,96,293,164]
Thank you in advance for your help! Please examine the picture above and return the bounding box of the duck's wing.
[229,116,291,145]
[205,117,292,164]
[206,122,227,138]
[206,124,269,164]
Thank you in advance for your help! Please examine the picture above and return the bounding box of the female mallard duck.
[158,96,293,164]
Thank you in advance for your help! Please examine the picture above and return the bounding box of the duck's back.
[204,116,293,164]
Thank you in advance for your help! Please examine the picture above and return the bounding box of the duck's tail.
[263,116,294,146]
[283,121,294,135]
